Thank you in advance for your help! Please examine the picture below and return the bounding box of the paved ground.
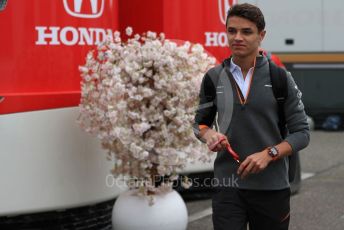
[185,131,344,230]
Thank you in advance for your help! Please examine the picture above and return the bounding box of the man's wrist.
[199,126,211,142]
[267,146,279,161]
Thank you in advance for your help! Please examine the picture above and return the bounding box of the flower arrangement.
[78,27,215,202]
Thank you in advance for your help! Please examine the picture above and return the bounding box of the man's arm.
[193,72,217,140]
[193,72,229,151]
[282,71,310,152]
[238,72,310,179]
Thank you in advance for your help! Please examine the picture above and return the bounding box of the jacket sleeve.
[283,72,310,152]
[193,72,217,142]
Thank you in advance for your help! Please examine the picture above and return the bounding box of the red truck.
[1,0,305,228]
[0,0,123,227]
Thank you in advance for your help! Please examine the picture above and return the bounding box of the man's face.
[226,16,266,58]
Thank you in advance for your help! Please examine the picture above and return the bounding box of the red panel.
[118,0,163,34]
[0,0,118,114]
[118,0,235,62]
[1,0,236,114]
[163,0,234,62]
[0,92,80,114]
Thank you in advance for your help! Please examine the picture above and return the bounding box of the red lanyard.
[234,58,256,106]
[211,137,241,164]
[209,58,258,164]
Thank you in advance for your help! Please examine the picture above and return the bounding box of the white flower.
[116,101,127,110]
[128,111,140,120]
[79,66,89,74]
[78,29,215,199]
[125,27,133,36]
[143,138,155,150]
[169,174,179,181]
[181,176,192,189]
[114,31,120,39]
[134,34,140,40]
[147,31,157,39]
[107,111,118,124]
[191,44,204,53]
[114,37,121,43]
[132,122,151,136]
[183,41,191,50]
[140,151,149,159]
[159,33,165,40]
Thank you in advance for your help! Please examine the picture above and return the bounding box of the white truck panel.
[323,0,344,51]
[0,108,127,215]
[258,0,323,52]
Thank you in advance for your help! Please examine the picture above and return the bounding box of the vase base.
[112,189,188,230]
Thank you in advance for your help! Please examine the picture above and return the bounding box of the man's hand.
[237,149,272,179]
[201,128,229,152]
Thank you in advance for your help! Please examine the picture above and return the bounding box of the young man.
[194,3,310,230]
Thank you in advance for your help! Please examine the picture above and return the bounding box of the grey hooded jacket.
[194,56,310,190]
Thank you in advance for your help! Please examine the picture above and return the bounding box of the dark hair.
[226,3,265,32]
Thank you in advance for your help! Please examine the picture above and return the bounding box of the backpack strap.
[268,59,288,138]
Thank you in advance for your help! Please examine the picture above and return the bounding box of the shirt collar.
[229,54,266,73]
[230,58,240,74]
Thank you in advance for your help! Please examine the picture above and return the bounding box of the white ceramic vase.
[112,189,188,230]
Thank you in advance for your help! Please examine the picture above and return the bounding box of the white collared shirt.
[229,58,255,99]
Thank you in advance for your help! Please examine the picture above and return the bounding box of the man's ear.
[260,30,266,42]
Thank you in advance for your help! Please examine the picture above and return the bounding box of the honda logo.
[218,0,237,25]
[63,0,104,18]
